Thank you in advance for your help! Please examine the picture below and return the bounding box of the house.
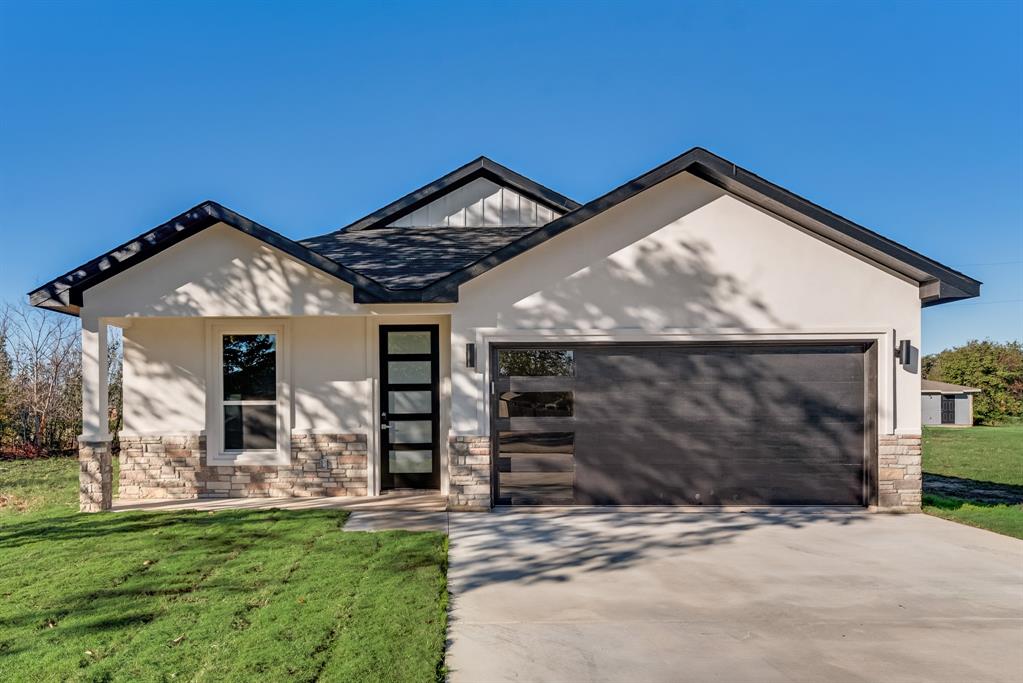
[28,148,981,513]
[921,379,981,426]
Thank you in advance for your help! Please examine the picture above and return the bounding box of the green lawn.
[0,458,448,682]
[922,493,1023,540]
[922,425,1023,540]
[923,424,1023,486]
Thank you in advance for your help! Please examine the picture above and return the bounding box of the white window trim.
[205,320,291,466]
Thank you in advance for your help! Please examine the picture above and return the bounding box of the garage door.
[492,343,875,506]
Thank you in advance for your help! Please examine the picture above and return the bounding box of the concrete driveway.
[446,510,1023,683]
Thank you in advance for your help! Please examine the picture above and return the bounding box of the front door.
[379,325,440,489]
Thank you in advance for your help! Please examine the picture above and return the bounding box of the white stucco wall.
[122,317,206,433]
[101,172,924,447]
[122,316,373,435]
[84,223,361,318]
[450,172,922,436]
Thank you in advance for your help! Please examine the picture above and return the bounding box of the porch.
[75,309,485,513]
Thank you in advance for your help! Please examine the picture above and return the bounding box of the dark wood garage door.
[493,343,876,506]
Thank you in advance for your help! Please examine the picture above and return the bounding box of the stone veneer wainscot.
[117,433,368,501]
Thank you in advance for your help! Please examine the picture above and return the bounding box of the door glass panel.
[499,391,573,418]
[389,450,433,473]
[387,361,431,384]
[389,390,432,414]
[387,331,431,354]
[497,432,575,505]
[224,404,276,450]
[223,334,276,400]
[498,349,574,377]
[390,420,432,444]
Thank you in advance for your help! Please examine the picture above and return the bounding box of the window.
[223,334,277,451]
[499,391,574,418]
[208,322,289,464]
[497,349,574,377]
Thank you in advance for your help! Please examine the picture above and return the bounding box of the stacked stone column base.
[448,436,491,510]
[79,440,113,512]
[878,434,922,512]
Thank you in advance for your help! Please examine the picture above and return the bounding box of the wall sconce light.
[896,339,912,366]
[465,343,476,369]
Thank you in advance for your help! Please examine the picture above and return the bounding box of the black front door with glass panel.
[379,325,440,489]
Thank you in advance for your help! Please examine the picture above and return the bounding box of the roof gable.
[386,177,562,228]
[27,202,391,316]
[328,156,580,233]
[398,148,981,306]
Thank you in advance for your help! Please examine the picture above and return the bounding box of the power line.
[946,298,1023,306]
[950,260,1023,267]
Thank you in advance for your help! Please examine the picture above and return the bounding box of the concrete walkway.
[446,510,1023,683]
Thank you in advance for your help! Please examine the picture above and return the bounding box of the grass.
[922,424,1023,486]
[0,457,448,682]
[922,493,1023,539]
[0,456,81,514]
[922,425,1023,540]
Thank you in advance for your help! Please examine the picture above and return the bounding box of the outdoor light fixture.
[896,339,912,366]
[465,343,476,369]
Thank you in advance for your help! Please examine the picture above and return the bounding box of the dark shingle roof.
[299,226,539,290]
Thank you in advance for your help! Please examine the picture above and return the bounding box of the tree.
[0,316,14,453]
[1,304,79,455]
[923,340,1023,423]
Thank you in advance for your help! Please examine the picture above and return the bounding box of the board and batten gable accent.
[387,178,561,228]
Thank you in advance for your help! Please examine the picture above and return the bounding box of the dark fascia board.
[27,201,395,316]
[334,156,581,234]
[29,148,982,312]
[413,147,981,306]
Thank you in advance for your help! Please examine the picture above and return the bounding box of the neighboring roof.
[28,147,982,313]
[921,379,982,394]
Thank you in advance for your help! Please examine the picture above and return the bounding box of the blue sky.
[1,0,1020,354]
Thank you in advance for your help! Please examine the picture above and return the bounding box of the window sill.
[209,450,289,467]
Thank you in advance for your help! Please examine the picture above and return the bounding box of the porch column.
[79,315,112,512]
